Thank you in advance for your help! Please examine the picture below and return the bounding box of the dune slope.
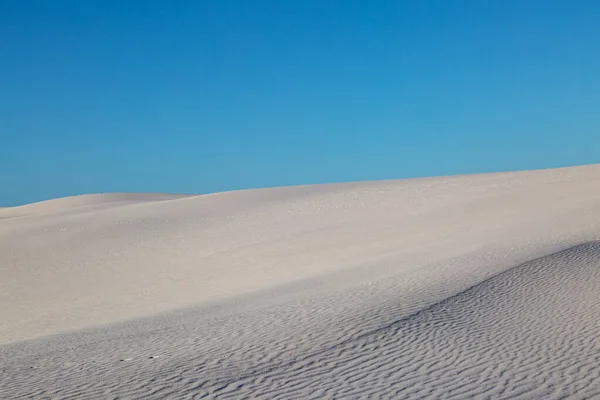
[1,164,600,399]
[200,242,600,399]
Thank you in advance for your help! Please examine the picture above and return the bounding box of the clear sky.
[1,1,599,206]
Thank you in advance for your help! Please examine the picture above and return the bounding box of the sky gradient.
[1,0,599,206]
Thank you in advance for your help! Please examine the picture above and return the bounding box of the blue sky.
[1,1,599,206]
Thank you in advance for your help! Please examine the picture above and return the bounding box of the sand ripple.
[1,243,599,399]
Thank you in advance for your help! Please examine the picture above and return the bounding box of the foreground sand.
[1,165,600,399]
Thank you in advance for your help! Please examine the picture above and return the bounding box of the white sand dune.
[1,164,600,399]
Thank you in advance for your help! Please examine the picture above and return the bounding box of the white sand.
[1,164,600,399]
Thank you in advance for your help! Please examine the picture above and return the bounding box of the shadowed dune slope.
[1,242,599,399]
[196,241,600,399]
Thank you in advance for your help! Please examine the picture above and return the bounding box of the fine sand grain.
[1,164,600,399]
